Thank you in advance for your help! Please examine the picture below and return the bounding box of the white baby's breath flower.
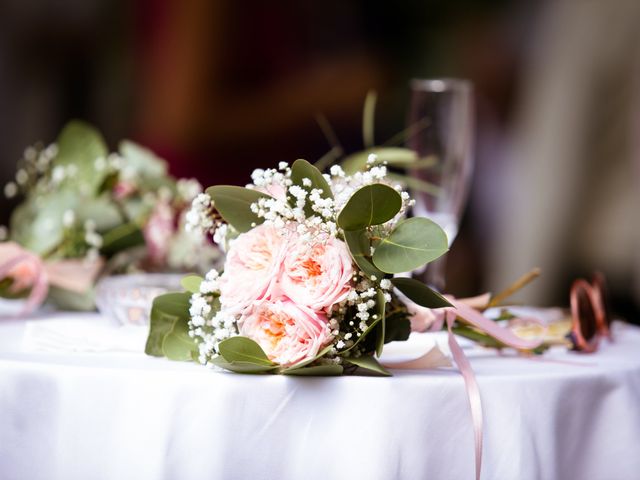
[51,165,66,184]
[24,146,37,162]
[4,182,17,198]
[15,169,28,185]
[62,210,76,228]
[94,157,106,171]
[176,178,202,201]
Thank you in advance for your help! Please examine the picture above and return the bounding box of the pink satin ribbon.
[451,298,545,480]
[429,297,544,480]
[0,242,103,315]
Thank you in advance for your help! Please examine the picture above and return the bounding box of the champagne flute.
[406,78,474,290]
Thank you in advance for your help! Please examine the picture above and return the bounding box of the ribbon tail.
[382,345,452,370]
[22,266,49,315]
[446,309,483,480]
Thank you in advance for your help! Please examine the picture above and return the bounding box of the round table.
[1,313,639,480]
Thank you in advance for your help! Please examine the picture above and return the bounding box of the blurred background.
[1,0,638,322]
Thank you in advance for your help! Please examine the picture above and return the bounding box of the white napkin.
[22,316,148,353]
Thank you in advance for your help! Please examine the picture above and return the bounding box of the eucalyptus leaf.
[342,147,419,175]
[372,217,448,273]
[290,159,333,216]
[48,286,96,311]
[100,223,145,256]
[9,190,76,255]
[75,196,123,231]
[162,313,198,361]
[384,313,411,344]
[121,197,152,223]
[451,326,505,349]
[210,356,279,374]
[54,120,109,194]
[283,364,344,376]
[343,355,391,376]
[118,140,168,180]
[145,292,191,357]
[390,277,452,308]
[386,172,441,197]
[362,90,377,148]
[280,345,333,372]
[217,336,274,366]
[180,275,203,294]
[337,184,402,231]
[206,186,270,233]
[375,289,386,357]
[343,229,384,279]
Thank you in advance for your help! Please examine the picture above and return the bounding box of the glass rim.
[410,78,473,93]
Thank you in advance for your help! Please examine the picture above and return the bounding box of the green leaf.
[100,222,145,256]
[283,365,344,376]
[386,172,441,197]
[384,313,411,344]
[342,147,419,175]
[217,336,275,366]
[290,159,333,217]
[337,184,402,231]
[9,191,76,255]
[118,140,168,181]
[390,277,452,308]
[206,186,270,233]
[48,286,96,311]
[210,356,279,374]
[362,90,377,148]
[54,120,109,194]
[75,196,123,231]
[162,313,198,361]
[280,345,333,372]
[145,292,191,357]
[343,355,391,376]
[375,289,386,357]
[343,229,385,279]
[372,217,448,273]
[451,326,505,349]
[180,275,203,294]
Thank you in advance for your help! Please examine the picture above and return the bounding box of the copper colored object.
[568,272,611,352]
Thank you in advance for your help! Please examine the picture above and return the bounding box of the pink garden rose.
[280,235,353,311]
[143,201,175,266]
[239,298,331,366]
[112,181,137,200]
[219,223,288,314]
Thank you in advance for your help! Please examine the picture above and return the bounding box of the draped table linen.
[1,313,639,480]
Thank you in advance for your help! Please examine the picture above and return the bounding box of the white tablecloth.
[1,314,639,480]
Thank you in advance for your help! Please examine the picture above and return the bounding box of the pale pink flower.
[112,181,136,200]
[239,298,331,366]
[143,201,175,266]
[219,223,288,315]
[280,236,353,311]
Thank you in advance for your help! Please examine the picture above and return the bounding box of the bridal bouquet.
[0,121,219,311]
[146,156,452,375]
